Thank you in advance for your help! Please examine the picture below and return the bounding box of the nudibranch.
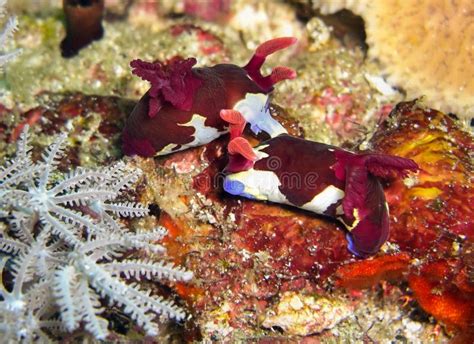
[221,114,419,257]
[122,37,297,157]
[61,0,105,58]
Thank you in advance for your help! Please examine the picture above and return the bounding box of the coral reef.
[127,100,472,341]
[183,0,231,22]
[261,291,352,336]
[312,0,474,119]
[1,1,473,342]
[0,127,192,340]
[370,101,474,332]
[272,23,403,145]
[0,92,133,165]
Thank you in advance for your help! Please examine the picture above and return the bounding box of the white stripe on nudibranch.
[226,140,344,215]
[158,143,180,155]
[233,93,287,138]
[226,169,289,203]
[338,208,361,232]
[157,114,226,155]
[227,168,344,216]
[301,185,345,214]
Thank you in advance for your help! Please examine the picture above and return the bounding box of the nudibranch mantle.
[223,134,418,257]
[122,37,296,157]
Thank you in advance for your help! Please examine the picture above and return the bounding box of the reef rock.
[312,0,474,119]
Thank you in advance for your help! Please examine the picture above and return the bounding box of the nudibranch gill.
[122,37,297,157]
[221,117,419,257]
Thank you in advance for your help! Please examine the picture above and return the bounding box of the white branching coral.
[0,252,63,342]
[0,127,193,341]
[52,228,192,339]
[0,0,21,67]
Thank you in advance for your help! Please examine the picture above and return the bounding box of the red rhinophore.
[123,37,297,157]
[228,137,257,161]
[243,37,298,92]
[223,134,419,257]
[226,137,258,172]
[220,110,258,172]
[219,109,246,139]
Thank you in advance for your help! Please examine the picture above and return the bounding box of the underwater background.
[0,1,472,342]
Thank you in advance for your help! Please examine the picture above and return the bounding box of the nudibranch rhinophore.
[221,115,418,257]
[122,37,297,157]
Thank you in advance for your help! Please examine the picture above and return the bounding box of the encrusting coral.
[0,127,193,341]
[313,0,474,119]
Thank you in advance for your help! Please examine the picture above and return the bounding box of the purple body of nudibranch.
[223,134,418,257]
[122,38,297,157]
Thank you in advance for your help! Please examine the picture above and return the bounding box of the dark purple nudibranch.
[222,129,418,257]
[122,37,297,157]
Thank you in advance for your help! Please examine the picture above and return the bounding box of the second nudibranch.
[221,116,419,257]
[122,37,297,157]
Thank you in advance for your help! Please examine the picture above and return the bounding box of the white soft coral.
[53,228,192,339]
[0,0,21,67]
[0,127,193,341]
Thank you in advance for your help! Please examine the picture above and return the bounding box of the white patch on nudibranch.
[179,114,223,146]
[254,144,270,160]
[226,169,345,216]
[157,114,226,155]
[301,185,345,214]
[158,143,180,155]
[233,93,287,138]
[226,169,289,203]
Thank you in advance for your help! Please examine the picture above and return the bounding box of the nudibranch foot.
[222,134,419,257]
[123,37,297,157]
